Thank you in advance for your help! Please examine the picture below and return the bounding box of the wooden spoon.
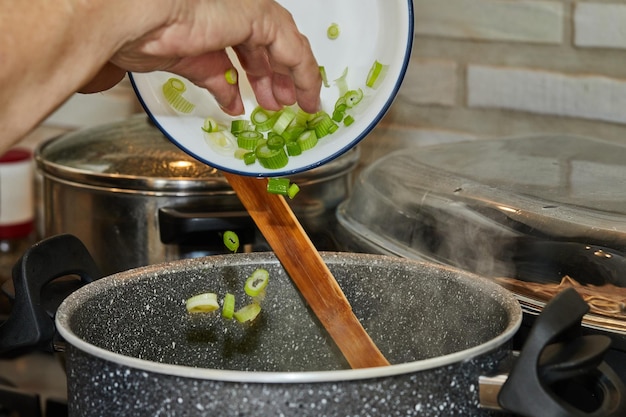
[224,172,390,369]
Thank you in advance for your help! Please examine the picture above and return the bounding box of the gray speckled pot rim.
[55,252,522,384]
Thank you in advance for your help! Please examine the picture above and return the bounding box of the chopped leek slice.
[343,115,355,126]
[224,68,238,85]
[222,293,235,319]
[223,230,239,253]
[366,60,389,89]
[297,130,318,151]
[255,143,288,169]
[266,178,291,195]
[327,23,340,40]
[237,130,263,150]
[287,183,300,199]
[186,293,219,314]
[204,130,238,156]
[202,117,221,133]
[162,77,195,114]
[251,106,277,132]
[334,67,349,96]
[233,303,262,323]
[244,268,270,297]
[272,107,297,135]
[319,66,330,88]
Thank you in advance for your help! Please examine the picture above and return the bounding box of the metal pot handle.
[0,234,102,356]
[498,287,626,417]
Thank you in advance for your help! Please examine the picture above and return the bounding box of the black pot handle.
[498,287,626,417]
[0,234,102,356]
[158,207,256,247]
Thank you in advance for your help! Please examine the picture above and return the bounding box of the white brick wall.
[388,0,626,143]
[414,0,564,44]
[574,2,626,49]
[467,65,626,125]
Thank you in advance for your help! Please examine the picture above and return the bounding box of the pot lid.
[339,135,626,253]
[36,115,359,192]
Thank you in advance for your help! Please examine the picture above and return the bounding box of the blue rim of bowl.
[129,1,414,177]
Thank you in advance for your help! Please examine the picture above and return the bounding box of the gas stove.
[0,312,67,417]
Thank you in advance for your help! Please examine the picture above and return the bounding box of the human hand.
[83,0,321,115]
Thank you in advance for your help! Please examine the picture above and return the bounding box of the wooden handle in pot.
[224,172,389,369]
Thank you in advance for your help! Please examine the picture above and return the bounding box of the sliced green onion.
[332,109,345,123]
[272,107,296,135]
[162,77,195,114]
[202,117,221,133]
[266,134,285,150]
[297,129,318,151]
[233,303,261,323]
[223,230,239,253]
[251,106,277,132]
[308,112,335,139]
[295,108,314,126]
[237,130,263,150]
[334,67,349,96]
[231,119,251,135]
[266,178,291,195]
[366,60,389,89]
[286,141,302,156]
[243,151,256,165]
[344,89,363,108]
[244,268,270,297]
[222,293,235,319]
[327,23,340,40]
[319,66,330,88]
[343,114,355,126]
[287,183,300,199]
[186,293,219,314]
[224,68,238,85]
[255,143,288,169]
[204,131,238,156]
[283,125,306,142]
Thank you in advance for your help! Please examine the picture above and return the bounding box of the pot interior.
[57,253,520,374]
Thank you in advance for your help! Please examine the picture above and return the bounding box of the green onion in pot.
[244,268,270,297]
[222,230,239,253]
[186,293,219,314]
[233,303,262,323]
[222,293,236,319]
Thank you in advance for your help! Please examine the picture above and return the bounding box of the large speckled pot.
[51,249,522,416]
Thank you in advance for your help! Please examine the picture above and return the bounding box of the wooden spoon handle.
[224,172,390,368]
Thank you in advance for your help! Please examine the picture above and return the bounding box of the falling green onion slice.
[224,68,238,85]
[223,230,240,253]
[244,268,270,297]
[162,77,195,114]
[186,293,220,314]
[327,23,340,40]
[366,60,389,89]
[233,303,262,323]
[287,183,300,199]
[266,178,291,195]
[222,293,235,319]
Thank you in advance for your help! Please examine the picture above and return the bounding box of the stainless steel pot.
[1,235,624,416]
[35,115,359,275]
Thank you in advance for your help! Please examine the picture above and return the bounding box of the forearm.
[0,0,168,148]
